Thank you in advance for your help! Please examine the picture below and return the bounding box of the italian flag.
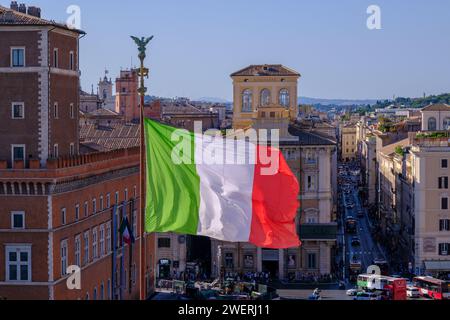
[119,217,134,245]
[144,119,301,249]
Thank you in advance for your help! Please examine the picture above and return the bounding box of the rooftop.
[421,103,450,112]
[288,125,337,146]
[0,5,85,34]
[231,64,300,77]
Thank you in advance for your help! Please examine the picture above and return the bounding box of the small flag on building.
[119,217,135,245]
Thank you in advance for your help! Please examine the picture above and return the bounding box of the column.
[257,247,262,272]
[319,242,331,275]
[278,249,285,280]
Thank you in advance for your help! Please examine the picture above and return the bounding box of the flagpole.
[131,35,154,301]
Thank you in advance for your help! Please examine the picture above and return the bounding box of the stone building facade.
[210,65,337,280]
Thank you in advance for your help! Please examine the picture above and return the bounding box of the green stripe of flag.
[144,119,200,234]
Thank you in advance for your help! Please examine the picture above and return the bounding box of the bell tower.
[98,69,115,110]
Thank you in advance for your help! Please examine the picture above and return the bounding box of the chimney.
[10,1,19,11]
[27,6,41,18]
[18,3,26,14]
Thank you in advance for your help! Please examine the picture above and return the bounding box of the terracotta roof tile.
[0,5,85,34]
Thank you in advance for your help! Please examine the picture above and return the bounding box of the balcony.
[299,223,338,241]
[413,132,450,148]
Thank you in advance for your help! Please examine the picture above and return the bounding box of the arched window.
[260,89,271,106]
[428,117,437,131]
[279,89,290,107]
[443,117,450,130]
[242,89,253,112]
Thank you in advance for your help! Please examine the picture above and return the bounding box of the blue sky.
[4,0,450,100]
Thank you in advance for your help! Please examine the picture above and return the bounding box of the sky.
[3,0,450,101]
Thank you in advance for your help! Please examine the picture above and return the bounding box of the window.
[92,228,98,260]
[115,191,119,204]
[225,253,233,268]
[428,117,437,131]
[124,188,128,201]
[132,209,137,236]
[442,197,449,210]
[132,263,137,285]
[439,219,450,231]
[260,89,271,106]
[442,159,448,169]
[61,208,66,225]
[11,211,25,229]
[6,245,31,282]
[54,103,59,119]
[106,193,111,208]
[100,196,104,211]
[106,222,111,253]
[83,231,89,265]
[53,144,59,158]
[279,89,290,107]
[75,235,81,266]
[242,89,253,112]
[11,144,25,163]
[306,175,316,191]
[439,243,449,256]
[53,48,58,68]
[133,186,137,198]
[443,118,450,130]
[70,143,75,156]
[100,282,104,300]
[307,253,317,269]
[107,279,111,300]
[61,239,68,276]
[93,287,97,301]
[99,224,105,257]
[11,47,25,67]
[11,102,25,119]
[70,103,75,119]
[439,177,449,189]
[84,201,89,217]
[69,51,74,70]
[270,112,276,118]
[158,238,171,248]
[92,198,97,214]
[75,204,80,221]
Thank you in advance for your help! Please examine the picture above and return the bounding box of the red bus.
[357,274,407,300]
[413,276,450,300]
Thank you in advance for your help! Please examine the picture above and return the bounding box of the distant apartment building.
[209,65,337,280]
[0,4,154,300]
[115,69,139,122]
[340,124,357,162]
[370,104,450,276]
[410,104,450,276]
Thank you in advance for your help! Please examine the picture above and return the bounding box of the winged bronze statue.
[130,36,154,60]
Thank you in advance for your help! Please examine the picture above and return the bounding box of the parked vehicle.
[406,286,420,298]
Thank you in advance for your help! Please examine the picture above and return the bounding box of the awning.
[424,260,450,271]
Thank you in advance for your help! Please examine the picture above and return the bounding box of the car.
[351,237,361,247]
[407,286,420,298]
[354,292,378,300]
[357,210,364,218]
[346,288,358,296]
[339,281,346,290]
